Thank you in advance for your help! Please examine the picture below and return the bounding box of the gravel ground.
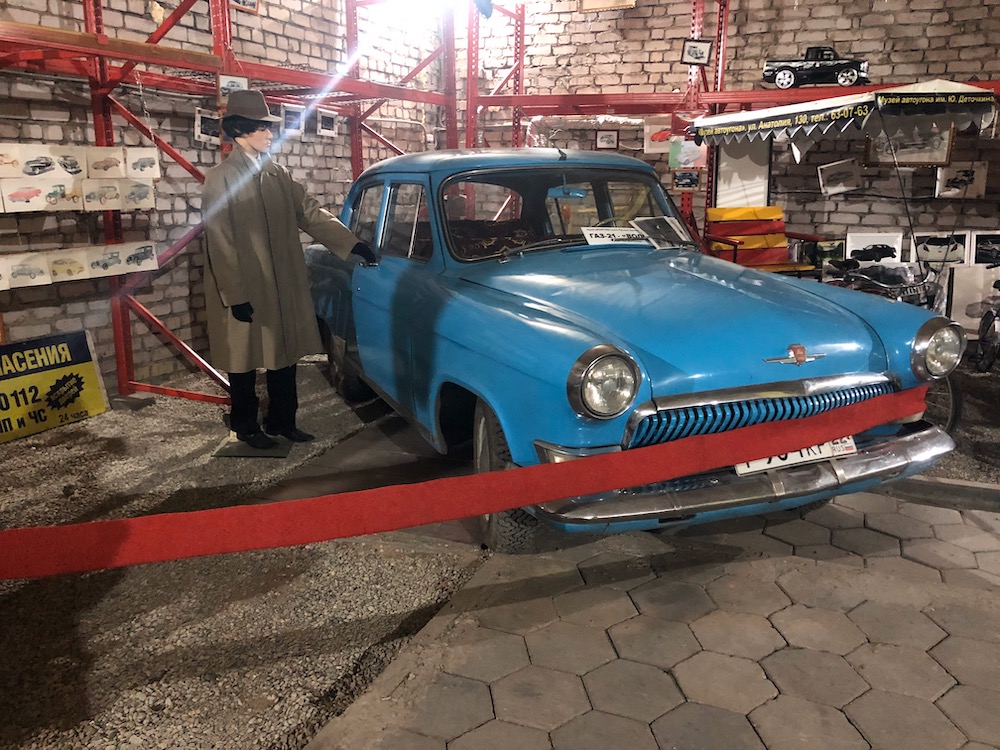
[0,352,998,749]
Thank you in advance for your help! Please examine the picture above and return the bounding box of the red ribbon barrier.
[0,388,927,580]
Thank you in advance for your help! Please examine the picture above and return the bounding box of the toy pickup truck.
[762,46,869,89]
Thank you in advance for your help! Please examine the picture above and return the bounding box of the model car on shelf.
[7,186,42,203]
[131,157,157,171]
[46,185,80,204]
[126,245,155,265]
[90,250,121,270]
[22,156,55,176]
[56,154,83,174]
[49,258,85,278]
[851,244,896,262]
[306,148,963,552]
[90,157,121,171]
[85,185,120,204]
[762,46,869,89]
[11,263,45,279]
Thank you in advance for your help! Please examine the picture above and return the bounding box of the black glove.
[350,242,378,265]
[231,302,254,323]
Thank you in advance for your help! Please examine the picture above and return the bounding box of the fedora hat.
[223,89,280,123]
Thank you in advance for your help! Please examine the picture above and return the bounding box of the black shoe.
[264,426,315,442]
[236,430,278,450]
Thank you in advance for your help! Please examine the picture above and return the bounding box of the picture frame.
[595,130,619,150]
[194,108,221,146]
[578,0,636,11]
[817,158,861,197]
[935,161,988,199]
[681,39,713,67]
[671,169,700,192]
[316,108,339,138]
[643,117,672,155]
[845,231,905,265]
[864,125,954,167]
[911,231,970,266]
[218,75,249,99]
[281,103,306,135]
[229,0,259,14]
[970,231,1000,265]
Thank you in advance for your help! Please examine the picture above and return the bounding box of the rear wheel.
[974,310,998,373]
[924,375,962,435]
[474,399,538,553]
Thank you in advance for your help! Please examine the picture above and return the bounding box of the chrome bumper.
[533,424,954,526]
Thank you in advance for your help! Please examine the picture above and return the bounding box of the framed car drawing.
[818,158,861,196]
[911,231,970,266]
[681,39,713,66]
[865,126,954,167]
[595,130,619,150]
[935,161,988,199]
[846,231,904,264]
[971,231,1000,265]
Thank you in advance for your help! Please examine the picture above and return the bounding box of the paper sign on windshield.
[582,227,652,245]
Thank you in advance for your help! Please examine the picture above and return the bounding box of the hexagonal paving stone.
[848,600,947,649]
[764,518,830,547]
[794,544,865,567]
[831,527,900,557]
[607,614,700,670]
[903,538,978,570]
[770,604,867,655]
[776,568,868,612]
[924,600,1000,644]
[930,636,1000,690]
[761,647,868,707]
[690,610,785,660]
[975,551,1000,576]
[651,702,765,750]
[899,503,964,525]
[551,710,657,750]
[750,694,868,749]
[405,673,495,740]
[935,524,1000,553]
[553,586,637,629]
[673,651,777,714]
[577,550,655,591]
[477,597,561,636]
[804,501,866,529]
[492,666,590,731]
[525,620,616,675]
[444,627,530,683]
[847,643,955,701]
[583,659,682,723]
[835,492,899,515]
[630,579,715,623]
[448,720,551,750]
[370,729,445,750]
[845,690,965,750]
[938,685,1000,745]
[706,574,791,616]
[865,556,943,584]
[941,568,1000,591]
[866,512,935,540]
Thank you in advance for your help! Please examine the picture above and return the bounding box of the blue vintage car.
[306,148,964,552]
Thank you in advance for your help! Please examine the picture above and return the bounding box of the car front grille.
[627,380,895,449]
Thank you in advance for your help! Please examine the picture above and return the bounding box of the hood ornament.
[764,344,825,366]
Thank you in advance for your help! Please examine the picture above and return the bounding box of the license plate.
[735,436,857,476]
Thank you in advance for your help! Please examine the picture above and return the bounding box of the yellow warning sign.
[0,330,108,443]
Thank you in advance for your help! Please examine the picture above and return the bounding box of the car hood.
[455,247,885,395]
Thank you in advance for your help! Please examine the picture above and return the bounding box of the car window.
[546,181,599,234]
[349,183,384,249]
[382,183,432,262]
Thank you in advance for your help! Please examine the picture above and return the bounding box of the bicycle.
[825,261,962,434]
[972,262,1000,373]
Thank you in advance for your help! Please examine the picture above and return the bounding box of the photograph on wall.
[125,147,161,180]
[82,179,123,212]
[316,108,339,137]
[643,117,672,154]
[86,147,125,179]
[281,104,306,135]
[818,158,861,196]
[120,180,156,210]
[3,251,52,287]
[935,161,988,199]
[681,39,713,66]
[195,108,221,145]
[865,126,954,167]
[845,231,904,264]
[971,231,1000,265]
[949,264,1000,334]
[671,169,700,192]
[0,143,22,179]
[595,130,619,150]
[911,231,970,266]
[668,136,708,170]
[219,74,249,98]
[46,247,93,282]
[1,178,54,213]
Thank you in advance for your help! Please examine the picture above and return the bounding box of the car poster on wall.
[85,147,126,179]
[643,117,672,154]
[2,252,52,287]
[846,231,905,265]
[82,179,123,211]
[46,248,91,282]
[1,178,51,213]
[949,264,1000,334]
[935,161,988,199]
[125,147,161,180]
[0,144,22,179]
[121,180,156,210]
[911,231,970,266]
[972,231,1000,265]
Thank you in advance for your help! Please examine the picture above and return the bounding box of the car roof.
[357,148,657,180]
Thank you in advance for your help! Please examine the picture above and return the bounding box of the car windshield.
[440,166,688,261]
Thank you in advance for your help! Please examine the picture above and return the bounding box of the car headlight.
[568,345,639,419]
[911,317,966,380]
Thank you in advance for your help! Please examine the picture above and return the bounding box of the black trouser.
[227,364,298,435]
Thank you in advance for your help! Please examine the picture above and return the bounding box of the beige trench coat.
[202,149,358,373]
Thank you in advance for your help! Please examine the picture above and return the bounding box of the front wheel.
[774,68,797,89]
[474,400,538,553]
[836,68,859,86]
[974,310,999,373]
[924,375,962,435]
